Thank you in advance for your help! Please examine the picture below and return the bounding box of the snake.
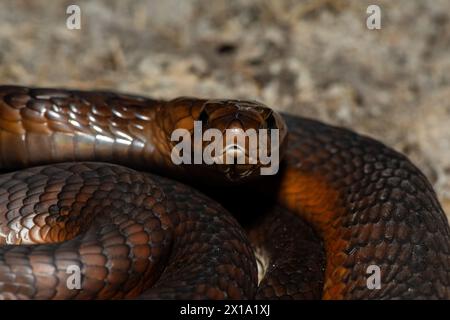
[0,85,449,300]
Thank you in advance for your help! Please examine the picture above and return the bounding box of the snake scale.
[0,85,449,300]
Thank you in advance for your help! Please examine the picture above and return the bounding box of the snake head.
[167,97,287,183]
[193,99,287,182]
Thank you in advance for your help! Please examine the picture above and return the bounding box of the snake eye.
[199,109,209,124]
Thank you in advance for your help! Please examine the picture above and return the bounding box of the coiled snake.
[0,85,449,299]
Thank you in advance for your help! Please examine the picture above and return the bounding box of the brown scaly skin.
[0,85,449,299]
[274,115,450,299]
[0,163,257,299]
[248,206,325,299]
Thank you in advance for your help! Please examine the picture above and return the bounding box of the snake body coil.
[0,85,449,299]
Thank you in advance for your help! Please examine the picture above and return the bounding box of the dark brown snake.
[0,85,449,300]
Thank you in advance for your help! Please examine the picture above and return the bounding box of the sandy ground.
[0,0,449,216]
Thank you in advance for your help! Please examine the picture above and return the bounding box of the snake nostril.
[265,112,277,130]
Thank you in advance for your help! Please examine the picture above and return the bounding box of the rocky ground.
[0,0,449,215]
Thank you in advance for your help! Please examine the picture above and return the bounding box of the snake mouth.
[215,163,257,181]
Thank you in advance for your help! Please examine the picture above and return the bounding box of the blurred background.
[0,0,449,216]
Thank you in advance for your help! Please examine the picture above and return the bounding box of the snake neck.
[0,86,206,175]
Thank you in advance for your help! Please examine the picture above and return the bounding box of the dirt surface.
[0,0,449,215]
